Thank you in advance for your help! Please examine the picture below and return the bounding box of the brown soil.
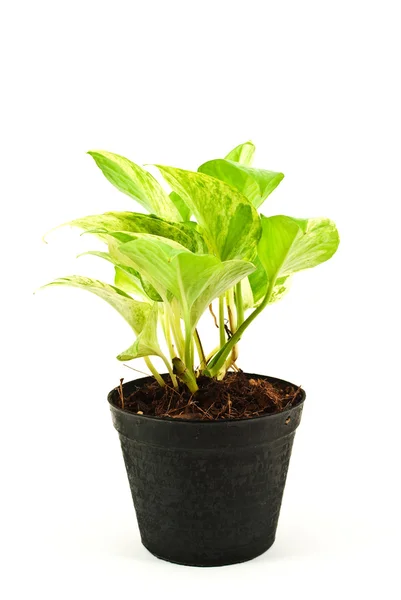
[114,372,303,421]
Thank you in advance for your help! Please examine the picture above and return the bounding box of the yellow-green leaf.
[156,166,261,261]
[258,215,340,283]
[88,150,182,221]
[68,211,207,253]
[42,276,163,358]
[224,141,256,166]
[119,237,255,332]
[198,159,284,208]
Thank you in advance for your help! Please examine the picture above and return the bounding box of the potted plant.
[42,141,339,567]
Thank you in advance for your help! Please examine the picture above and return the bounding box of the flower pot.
[108,373,305,567]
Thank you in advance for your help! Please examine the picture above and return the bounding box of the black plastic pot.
[108,373,305,567]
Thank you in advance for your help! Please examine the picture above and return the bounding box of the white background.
[1,1,400,598]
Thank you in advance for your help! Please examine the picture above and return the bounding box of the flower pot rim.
[108,372,306,425]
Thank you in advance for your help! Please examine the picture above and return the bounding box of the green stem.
[158,306,178,387]
[218,296,225,347]
[226,287,238,367]
[144,357,165,387]
[226,288,236,333]
[168,303,185,359]
[235,281,244,328]
[204,345,220,365]
[194,328,206,369]
[159,351,178,389]
[172,358,199,393]
[180,320,199,392]
[162,307,176,362]
[184,321,194,371]
[207,278,276,377]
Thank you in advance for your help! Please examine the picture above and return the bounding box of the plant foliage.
[43,142,340,392]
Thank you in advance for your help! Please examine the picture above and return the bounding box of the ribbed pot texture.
[108,374,305,567]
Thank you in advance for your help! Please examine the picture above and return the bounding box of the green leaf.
[117,304,162,360]
[41,276,152,333]
[106,235,172,303]
[270,277,292,303]
[182,254,256,329]
[78,224,202,303]
[224,141,255,166]
[248,255,291,306]
[205,216,339,378]
[118,237,255,332]
[198,159,284,208]
[68,211,207,253]
[238,277,255,311]
[169,191,191,221]
[241,274,290,311]
[79,248,162,302]
[88,150,181,221]
[156,166,261,261]
[258,215,340,284]
[119,237,195,302]
[114,266,146,298]
[42,276,163,359]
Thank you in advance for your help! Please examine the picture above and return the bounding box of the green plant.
[43,142,339,392]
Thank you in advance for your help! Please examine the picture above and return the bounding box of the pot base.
[142,536,276,567]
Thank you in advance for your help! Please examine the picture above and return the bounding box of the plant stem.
[207,278,276,377]
[194,328,206,369]
[172,358,199,393]
[184,321,194,371]
[218,296,225,347]
[226,288,236,333]
[144,357,165,387]
[168,302,185,359]
[160,353,178,388]
[226,287,238,367]
[204,345,220,365]
[157,306,178,387]
[181,320,199,392]
[162,307,176,362]
[235,281,244,327]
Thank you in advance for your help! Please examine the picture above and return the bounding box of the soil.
[114,371,303,421]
